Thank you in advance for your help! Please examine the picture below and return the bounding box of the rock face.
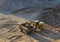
[0,0,60,12]
[39,6,60,28]
[0,0,60,28]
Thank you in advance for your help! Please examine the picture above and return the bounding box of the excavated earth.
[0,0,60,42]
[0,7,60,42]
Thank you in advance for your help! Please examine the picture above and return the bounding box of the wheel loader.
[17,21,44,34]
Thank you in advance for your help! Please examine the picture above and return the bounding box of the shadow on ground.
[27,29,60,42]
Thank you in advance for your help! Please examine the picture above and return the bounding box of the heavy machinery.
[17,21,44,34]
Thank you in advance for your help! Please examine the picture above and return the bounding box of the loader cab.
[34,20,39,26]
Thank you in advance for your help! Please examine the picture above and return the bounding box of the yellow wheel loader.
[17,21,44,34]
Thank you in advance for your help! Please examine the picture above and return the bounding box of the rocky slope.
[0,0,60,28]
[39,5,60,28]
[0,0,60,13]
